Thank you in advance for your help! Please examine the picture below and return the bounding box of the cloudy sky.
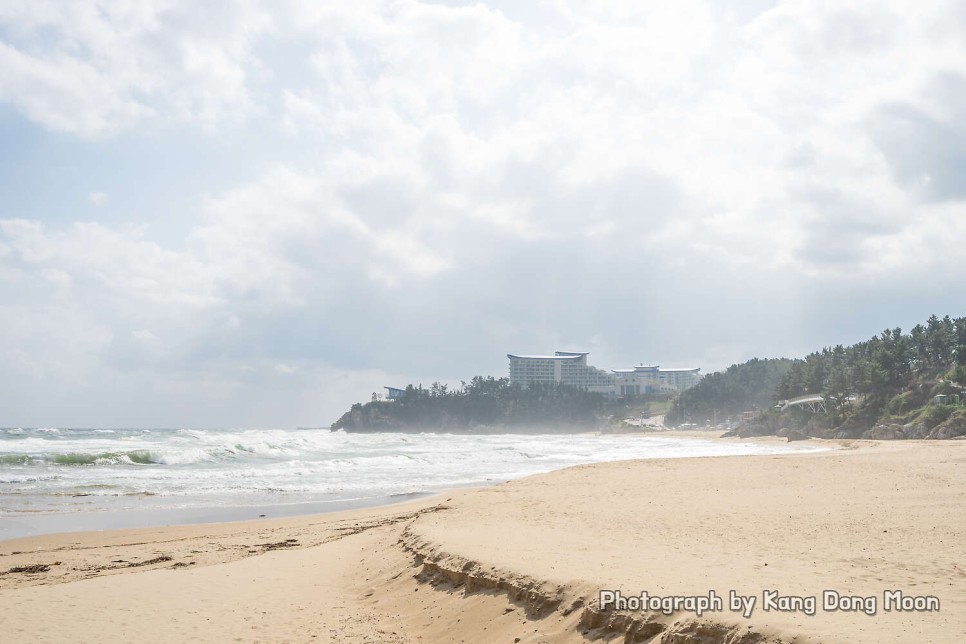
[1,1,964,428]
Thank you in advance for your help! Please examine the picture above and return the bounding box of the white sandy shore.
[1,436,964,643]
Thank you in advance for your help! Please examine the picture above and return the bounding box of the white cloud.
[1,0,965,426]
[0,0,270,136]
[0,41,155,137]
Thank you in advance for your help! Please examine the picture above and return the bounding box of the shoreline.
[0,491,437,543]
[0,431,818,542]
[1,435,962,643]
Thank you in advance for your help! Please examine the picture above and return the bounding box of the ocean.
[0,427,818,539]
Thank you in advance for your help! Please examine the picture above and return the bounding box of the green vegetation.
[677,314,966,439]
[770,315,966,436]
[331,376,605,432]
[333,314,966,439]
[665,358,796,427]
[775,315,964,410]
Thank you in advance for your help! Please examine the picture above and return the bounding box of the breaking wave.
[0,426,821,515]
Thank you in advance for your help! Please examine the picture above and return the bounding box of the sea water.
[0,427,820,539]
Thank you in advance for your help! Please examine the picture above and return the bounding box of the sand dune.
[1,437,964,643]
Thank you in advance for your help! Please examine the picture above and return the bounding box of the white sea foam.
[0,427,825,515]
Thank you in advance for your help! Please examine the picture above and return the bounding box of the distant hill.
[333,314,966,439]
[664,358,796,427]
[331,377,604,432]
[762,314,966,439]
[683,314,966,440]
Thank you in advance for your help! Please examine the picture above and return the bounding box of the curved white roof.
[507,353,583,360]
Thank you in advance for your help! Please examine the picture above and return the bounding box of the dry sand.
[1,437,964,643]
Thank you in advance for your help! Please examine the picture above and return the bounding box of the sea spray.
[1,427,826,518]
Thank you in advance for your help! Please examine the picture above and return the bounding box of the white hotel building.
[507,351,701,396]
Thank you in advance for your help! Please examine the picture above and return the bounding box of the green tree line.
[775,314,966,421]
[666,314,966,430]
[331,376,605,431]
[665,358,796,426]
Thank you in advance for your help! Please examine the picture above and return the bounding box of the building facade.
[508,351,701,396]
[611,365,702,395]
[506,351,615,393]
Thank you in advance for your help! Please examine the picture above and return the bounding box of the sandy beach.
[1,436,964,643]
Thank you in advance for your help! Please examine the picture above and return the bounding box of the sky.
[1,0,965,428]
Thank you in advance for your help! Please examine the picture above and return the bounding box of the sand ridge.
[0,497,450,592]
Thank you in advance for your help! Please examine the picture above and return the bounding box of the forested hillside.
[761,314,966,439]
[333,315,966,438]
[331,376,604,432]
[664,358,796,426]
[674,314,966,439]
[775,315,966,406]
